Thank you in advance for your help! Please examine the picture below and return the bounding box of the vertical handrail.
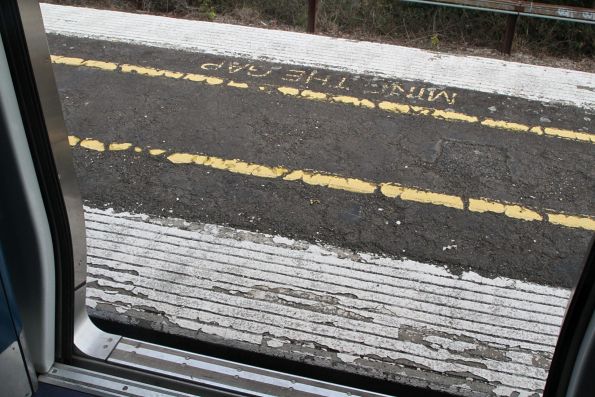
[307,0,319,33]
[500,13,519,54]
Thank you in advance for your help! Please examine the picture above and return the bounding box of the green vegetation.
[47,0,594,60]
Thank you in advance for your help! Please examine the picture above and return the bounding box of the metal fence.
[305,0,595,54]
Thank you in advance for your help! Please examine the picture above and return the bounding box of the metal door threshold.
[40,363,195,396]
[105,337,390,397]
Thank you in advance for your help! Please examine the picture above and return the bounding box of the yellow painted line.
[277,86,300,96]
[544,127,595,143]
[548,213,595,230]
[166,152,287,178]
[381,183,464,209]
[51,55,83,66]
[468,198,506,214]
[468,198,542,222]
[109,142,132,151]
[52,55,117,71]
[52,55,595,144]
[79,138,105,152]
[300,90,327,101]
[183,73,224,85]
[68,134,595,231]
[228,81,249,89]
[284,170,376,194]
[378,101,410,114]
[332,95,375,109]
[82,60,118,71]
[432,109,478,123]
[481,119,530,132]
[121,64,184,79]
[68,135,81,146]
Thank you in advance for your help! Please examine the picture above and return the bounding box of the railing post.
[307,0,319,33]
[500,14,518,55]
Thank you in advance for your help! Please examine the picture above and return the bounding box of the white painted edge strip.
[84,207,571,302]
[40,3,595,110]
[84,207,569,396]
[84,223,566,333]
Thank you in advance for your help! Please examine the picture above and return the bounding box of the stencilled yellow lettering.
[363,82,383,95]
[332,77,350,90]
[227,62,249,74]
[428,89,457,105]
[387,82,406,97]
[200,61,224,70]
[198,58,458,105]
[281,69,306,82]
[305,70,331,86]
[247,64,272,77]
[406,86,418,99]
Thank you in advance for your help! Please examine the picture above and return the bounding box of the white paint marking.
[84,207,568,396]
[85,230,562,341]
[41,4,595,109]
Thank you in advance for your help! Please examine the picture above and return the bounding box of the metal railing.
[305,0,595,54]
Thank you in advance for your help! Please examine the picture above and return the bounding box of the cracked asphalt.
[49,34,594,288]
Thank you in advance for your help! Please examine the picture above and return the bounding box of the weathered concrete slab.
[86,207,569,396]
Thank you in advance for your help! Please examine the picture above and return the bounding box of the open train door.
[544,237,595,397]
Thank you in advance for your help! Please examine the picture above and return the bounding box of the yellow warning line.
[51,55,595,145]
[69,134,595,231]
